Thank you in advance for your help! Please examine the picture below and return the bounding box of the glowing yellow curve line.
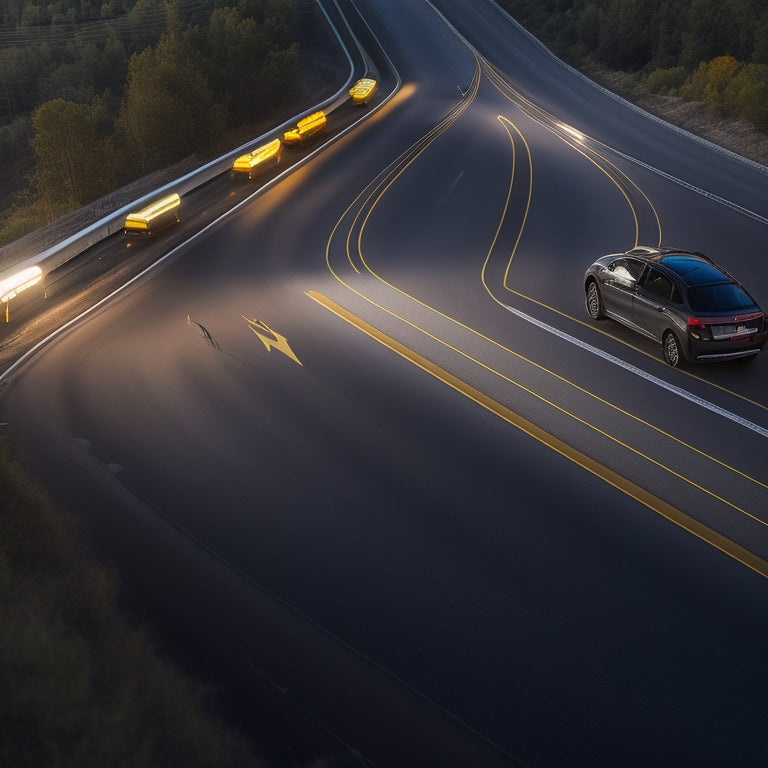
[333,64,481,274]
[484,59,662,250]
[483,60,660,224]
[352,65,482,272]
[482,58,767,415]
[483,59,664,255]
[477,116,768,499]
[491,116,533,292]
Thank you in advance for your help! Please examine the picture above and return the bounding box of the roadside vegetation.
[496,0,768,163]
[0,3,338,763]
[0,440,265,766]
[0,0,302,246]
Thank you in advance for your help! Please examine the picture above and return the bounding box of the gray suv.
[584,246,767,366]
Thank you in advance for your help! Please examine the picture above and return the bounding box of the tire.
[586,280,605,320]
[662,331,682,367]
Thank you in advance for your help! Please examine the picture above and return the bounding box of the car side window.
[640,267,675,301]
[609,258,645,285]
[624,259,646,281]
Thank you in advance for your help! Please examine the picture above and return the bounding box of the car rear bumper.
[687,332,767,361]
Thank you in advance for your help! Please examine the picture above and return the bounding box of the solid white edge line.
[504,304,768,439]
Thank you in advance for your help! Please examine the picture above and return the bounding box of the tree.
[205,2,299,127]
[0,45,50,120]
[30,98,104,213]
[680,55,740,104]
[680,0,738,69]
[576,3,603,58]
[595,0,654,71]
[703,55,741,106]
[725,63,768,128]
[115,23,225,172]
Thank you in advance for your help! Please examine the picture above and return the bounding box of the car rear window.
[687,283,755,313]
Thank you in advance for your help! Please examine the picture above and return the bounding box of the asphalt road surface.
[3,1,768,766]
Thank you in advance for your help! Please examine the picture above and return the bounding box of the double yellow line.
[308,291,768,579]
[483,58,663,251]
[313,55,768,578]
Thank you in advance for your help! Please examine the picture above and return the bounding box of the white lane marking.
[449,170,465,195]
[504,304,768,439]
[591,139,768,226]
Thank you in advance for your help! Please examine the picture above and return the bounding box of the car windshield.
[687,282,755,313]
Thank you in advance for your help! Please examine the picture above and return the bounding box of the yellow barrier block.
[124,193,180,238]
[0,265,42,304]
[283,111,326,145]
[232,138,282,180]
[349,78,377,105]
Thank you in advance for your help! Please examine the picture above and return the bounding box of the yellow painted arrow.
[242,316,302,366]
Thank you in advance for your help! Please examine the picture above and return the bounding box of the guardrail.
[0,0,364,311]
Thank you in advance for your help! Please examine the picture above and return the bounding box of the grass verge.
[583,64,768,168]
[0,440,267,767]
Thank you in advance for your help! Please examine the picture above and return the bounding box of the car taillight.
[687,317,707,339]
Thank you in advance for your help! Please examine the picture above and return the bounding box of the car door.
[602,258,645,323]
[633,266,677,341]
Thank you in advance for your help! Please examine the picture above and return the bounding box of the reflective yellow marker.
[349,77,377,105]
[1,265,43,322]
[123,193,180,238]
[232,138,282,180]
[0,265,42,304]
[242,316,302,365]
[283,111,327,145]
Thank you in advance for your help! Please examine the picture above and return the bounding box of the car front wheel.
[662,331,682,367]
[586,280,605,320]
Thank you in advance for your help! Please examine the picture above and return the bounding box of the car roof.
[625,248,731,286]
[657,255,730,285]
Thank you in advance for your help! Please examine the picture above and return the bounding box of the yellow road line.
[322,58,766,531]
[507,284,768,416]
[483,58,663,249]
[483,58,767,415]
[328,139,768,507]
[307,289,768,580]
[325,106,768,507]
[474,116,768,500]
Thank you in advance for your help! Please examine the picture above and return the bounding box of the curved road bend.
[2,1,768,766]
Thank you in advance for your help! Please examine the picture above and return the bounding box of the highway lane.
[3,1,768,766]
[320,33,768,558]
[430,0,768,222]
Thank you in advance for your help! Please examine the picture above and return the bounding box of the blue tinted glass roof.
[660,255,728,285]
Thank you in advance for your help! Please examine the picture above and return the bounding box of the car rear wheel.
[586,280,605,320]
[662,331,682,367]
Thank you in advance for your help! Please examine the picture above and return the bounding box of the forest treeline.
[0,0,301,245]
[4,1,768,248]
[496,0,768,131]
